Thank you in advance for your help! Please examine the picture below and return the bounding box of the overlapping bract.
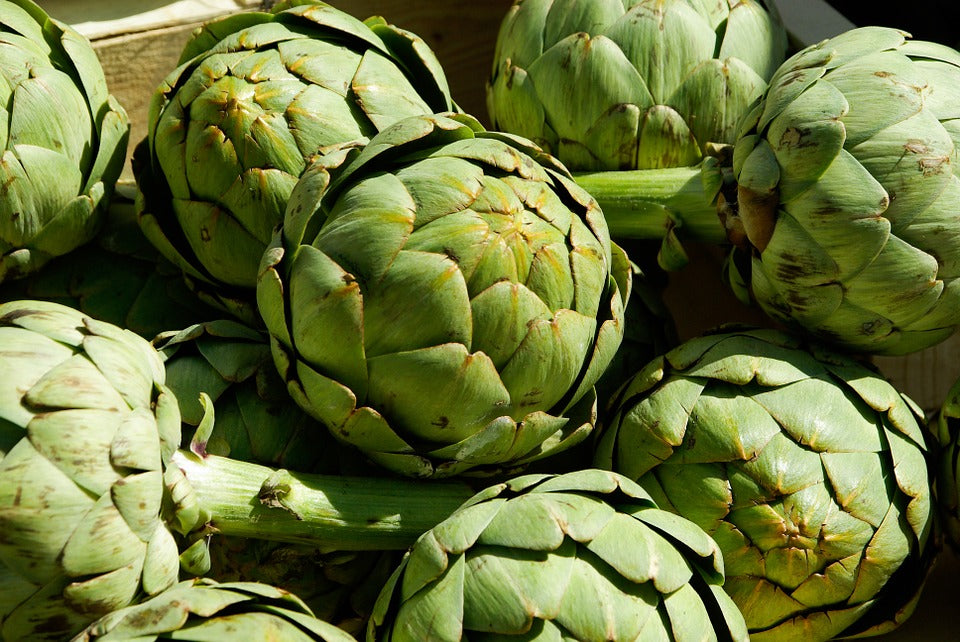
[135,0,455,321]
[258,113,630,478]
[0,0,129,283]
[0,300,184,640]
[73,578,358,641]
[596,328,933,640]
[487,0,786,170]
[725,26,960,354]
[367,469,748,641]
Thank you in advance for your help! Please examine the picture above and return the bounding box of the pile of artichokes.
[1,0,958,640]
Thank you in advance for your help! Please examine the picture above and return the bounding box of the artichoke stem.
[170,450,476,551]
[574,163,728,244]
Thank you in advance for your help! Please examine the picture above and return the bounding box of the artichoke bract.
[722,26,960,354]
[0,0,129,283]
[135,0,455,322]
[0,300,184,640]
[73,578,358,641]
[486,0,786,171]
[258,113,630,478]
[596,328,934,640]
[366,469,748,641]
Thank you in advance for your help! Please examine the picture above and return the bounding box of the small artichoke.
[135,0,455,322]
[596,328,934,640]
[487,0,786,170]
[723,26,960,354]
[258,113,630,478]
[73,578,358,641]
[0,0,129,283]
[0,300,185,640]
[366,468,748,641]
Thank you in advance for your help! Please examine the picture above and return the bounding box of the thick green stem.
[574,162,728,244]
[171,450,475,551]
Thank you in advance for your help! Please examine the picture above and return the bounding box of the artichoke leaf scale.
[470,281,553,370]
[825,51,928,149]
[366,344,511,444]
[848,110,954,227]
[361,250,473,358]
[462,544,570,632]
[352,48,434,132]
[287,246,366,396]
[526,32,653,146]
[607,1,715,104]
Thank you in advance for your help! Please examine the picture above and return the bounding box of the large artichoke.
[595,328,934,640]
[73,578,358,641]
[258,113,630,478]
[135,0,455,322]
[0,0,129,283]
[486,0,786,171]
[0,300,185,640]
[366,468,748,641]
[721,26,960,354]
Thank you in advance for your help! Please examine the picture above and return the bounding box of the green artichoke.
[0,0,129,283]
[258,112,630,478]
[721,26,960,354]
[0,300,186,640]
[73,578,358,641]
[596,328,934,640]
[367,468,748,641]
[0,183,219,339]
[486,0,786,171]
[135,0,455,322]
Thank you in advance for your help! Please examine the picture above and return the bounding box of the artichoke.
[486,0,786,171]
[367,468,748,641]
[596,328,934,640]
[719,26,960,354]
[0,0,129,283]
[0,184,219,339]
[258,112,630,478]
[135,0,455,322]
[73,578,358,641]
[0,300,184,640]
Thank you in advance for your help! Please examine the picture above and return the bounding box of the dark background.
[831,2,960,48]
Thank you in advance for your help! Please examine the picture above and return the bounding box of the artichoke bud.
[728,26,960,354]
[0,0,130,284]
[486,0,788,171]
[367,469,749,641]
[258,113,630,478]
[135,0,456,324]
[0,300,204,640]
[597,328,934,640]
